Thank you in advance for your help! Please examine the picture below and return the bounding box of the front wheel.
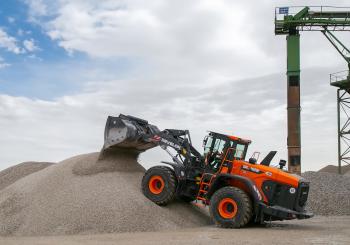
[141,166,177,206]
[209,186,253,228]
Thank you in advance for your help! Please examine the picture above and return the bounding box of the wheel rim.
[148,175,165,195]
[218,198,238,219]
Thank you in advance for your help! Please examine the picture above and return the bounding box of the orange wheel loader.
[103,114,313,228]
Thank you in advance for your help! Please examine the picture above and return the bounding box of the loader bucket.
[102,114,160,152]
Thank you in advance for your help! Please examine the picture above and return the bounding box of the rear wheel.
[142,166,177,206]
[209,186,253,228]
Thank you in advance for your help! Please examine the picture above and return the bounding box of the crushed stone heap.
[0,151,210,236]
[302,171,350,215]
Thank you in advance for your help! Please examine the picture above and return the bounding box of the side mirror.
[203,136,208,147]
[250,152,260,163]
[279,159,286,169]
[249,158,257,164]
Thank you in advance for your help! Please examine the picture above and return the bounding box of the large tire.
[209,186,253,228]
[142,166,177,206]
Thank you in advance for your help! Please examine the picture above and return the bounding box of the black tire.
[209,186,253,228]
[142,166,177,206]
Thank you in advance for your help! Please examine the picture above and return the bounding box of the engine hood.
[248,162,301,188]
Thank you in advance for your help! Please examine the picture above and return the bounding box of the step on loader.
[102,114,313,228]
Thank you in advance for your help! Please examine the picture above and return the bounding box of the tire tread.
[141,166,177,206]
[210,186,253,228]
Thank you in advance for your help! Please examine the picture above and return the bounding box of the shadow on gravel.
[263,222,322,231]
[242,219,322,231]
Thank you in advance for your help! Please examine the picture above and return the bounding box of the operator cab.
[203,131,251,171]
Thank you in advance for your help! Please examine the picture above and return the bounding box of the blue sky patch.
[0,0,136,100]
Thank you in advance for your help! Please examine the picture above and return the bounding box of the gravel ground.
[0,151,210,236]
[302,171,350,215]
[0,161,54,191]
[0,216,349,245]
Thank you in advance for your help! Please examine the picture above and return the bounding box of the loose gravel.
[1,150,349,236]
[0,162,54,191]
[302,171,350,215]
[318,164,350,174]
[0,151,210,236]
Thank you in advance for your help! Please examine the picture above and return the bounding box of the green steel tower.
[326,30,350,174]
[275,6,350,174]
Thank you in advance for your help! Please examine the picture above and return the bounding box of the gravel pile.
[302,171,350,215]
[0,161,54,191]
[318,164,350,174]
[2,150,349,236]
[0,151,210,236]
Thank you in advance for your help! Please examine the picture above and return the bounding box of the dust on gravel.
[72,149,144,175]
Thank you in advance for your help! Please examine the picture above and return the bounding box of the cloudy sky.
[0,0,349,171]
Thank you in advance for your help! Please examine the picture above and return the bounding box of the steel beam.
[336,88,350,174]
[337,89,341,174]
[286,32,301,174]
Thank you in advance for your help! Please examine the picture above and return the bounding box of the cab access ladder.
[196,147,236,203]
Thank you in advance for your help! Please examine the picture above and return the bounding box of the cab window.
[213,139,227,153]
[203,136,213,155]
[234,143,246,159]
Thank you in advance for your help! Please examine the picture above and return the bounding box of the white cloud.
[0,28,23,54]
[24,0,283,79]
[0,57,10,68]
[24,0,48,18]
[24,0,350,80]
[23,38,40,52]
[4,0,347,172]
[0,67,340,172]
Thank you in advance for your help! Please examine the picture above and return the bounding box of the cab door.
[204,136,233,172]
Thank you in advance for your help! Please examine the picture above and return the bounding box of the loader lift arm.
[103,114,203,168]
[146,128,203,167]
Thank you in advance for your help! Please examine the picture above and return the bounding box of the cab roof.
[209,131,251,144]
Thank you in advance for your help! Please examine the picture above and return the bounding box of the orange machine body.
[203,132,301,204]
[220,159,300,203]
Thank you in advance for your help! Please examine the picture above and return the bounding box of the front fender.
[208,174,263,204]
[160,161,186,181]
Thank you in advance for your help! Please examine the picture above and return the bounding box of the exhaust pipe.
[102,114,160,152]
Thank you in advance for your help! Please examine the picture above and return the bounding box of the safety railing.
[330,70,350,85]
[275,6,350,33]
[276,6,350,20]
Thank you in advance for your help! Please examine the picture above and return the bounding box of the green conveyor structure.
[274,6,350,174]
